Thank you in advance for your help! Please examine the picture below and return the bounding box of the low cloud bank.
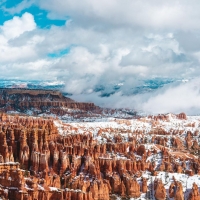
[71,78,200,115]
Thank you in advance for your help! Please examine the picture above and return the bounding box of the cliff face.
[0,88,99,115]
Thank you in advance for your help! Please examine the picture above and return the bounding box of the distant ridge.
[0,88,66,99]
[0,88,99,115]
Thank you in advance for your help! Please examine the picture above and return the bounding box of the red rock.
[142,178,148,193]
[188,183,200,200]
[154,179,166,200]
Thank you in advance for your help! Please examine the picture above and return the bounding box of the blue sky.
[1,0,200,113]
[0,0,67,27]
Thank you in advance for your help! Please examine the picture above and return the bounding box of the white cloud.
[1,2,200,115]
[38,0,200,30]
[0,16,197,93]
[0,12,36,39]
[0,59,58,80]
[0,13,39,64]
[142,79,200,115]
[71,79,200,115]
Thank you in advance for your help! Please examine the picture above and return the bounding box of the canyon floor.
[0,89,199,200]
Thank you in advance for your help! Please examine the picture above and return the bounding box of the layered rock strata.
[0,88,99,115]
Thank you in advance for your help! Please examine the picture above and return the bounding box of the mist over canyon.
[1,78,199,115]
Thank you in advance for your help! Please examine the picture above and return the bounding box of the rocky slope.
[0,88,99,115]
[0,88,137,121]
